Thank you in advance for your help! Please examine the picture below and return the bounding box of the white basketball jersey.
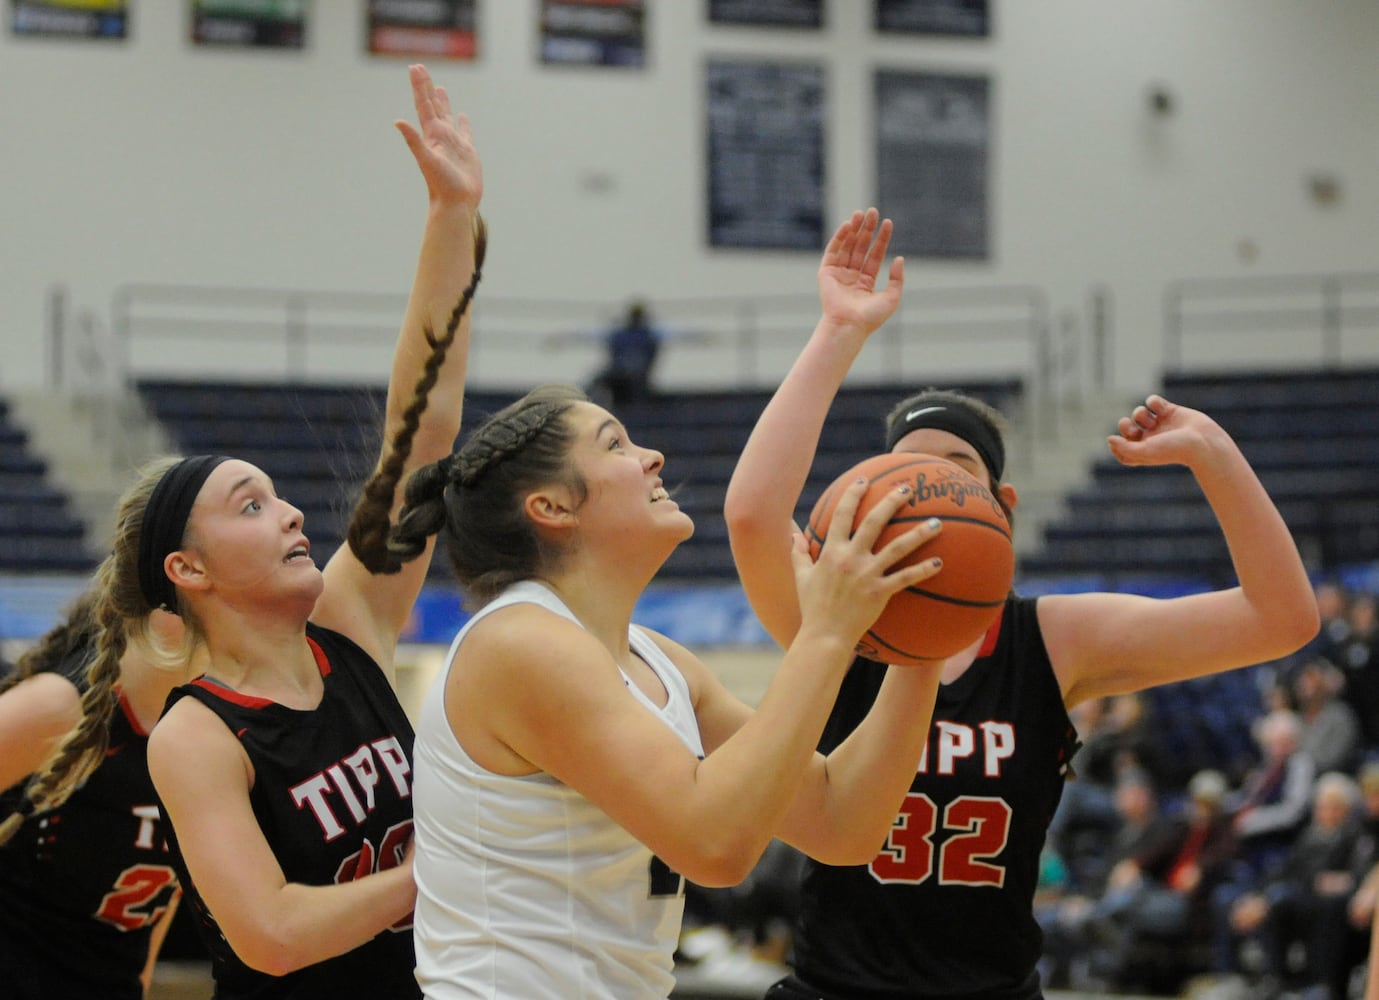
[413,581,705,1000]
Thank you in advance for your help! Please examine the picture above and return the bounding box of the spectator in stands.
[1219,773,1367,1000]
[722,207,1319,1000]
[1311,580,1353,659]
[0,63,485,1000]
[1230,709,1317,877]
[348,215,953,998]
[0,594,200,1000]
[1089,768,1239,993]
[1312,763,1379,1000]
[1293,656,1362,775]
[1047,699,1123,893]
[1338,591,1379,754]
[1038,769,1175,990]
[590,299,663,407]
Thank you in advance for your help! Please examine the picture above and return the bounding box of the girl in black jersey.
[724,209,1320,1000]
[0,64,484,1000]
[0,596,196,1000]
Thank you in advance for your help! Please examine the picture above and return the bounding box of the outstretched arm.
[1041,396,1319,705]
[725,209,904,648]
[316,64,483,671]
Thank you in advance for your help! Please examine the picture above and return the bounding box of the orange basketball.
[806,452,1014,665]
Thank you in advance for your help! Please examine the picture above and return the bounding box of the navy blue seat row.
[1163,369,1379,412]
[0,399,96,574]
[137,378,1026,585]
[1022,368,1379,584]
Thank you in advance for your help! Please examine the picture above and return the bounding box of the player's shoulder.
[467,601,589,654]
[150,691,235,752]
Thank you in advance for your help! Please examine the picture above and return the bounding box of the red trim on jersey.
[186,636,328,708]
[976,608,1004,658]
[115,687,149,737]
[191,678,275,710]
[307,636,332,677]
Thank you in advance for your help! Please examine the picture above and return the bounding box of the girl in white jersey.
[349,216,950,1000]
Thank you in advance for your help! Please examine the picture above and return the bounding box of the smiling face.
[167,459,322,619]
[552,402,694,559]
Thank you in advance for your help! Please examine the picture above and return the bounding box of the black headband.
[136,455,231,613]
[884,403,1005,482]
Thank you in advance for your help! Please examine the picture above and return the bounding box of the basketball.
[806,453,1014,665]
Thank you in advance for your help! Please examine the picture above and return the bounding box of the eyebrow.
[595,417,623,440]
[224,473,276,503]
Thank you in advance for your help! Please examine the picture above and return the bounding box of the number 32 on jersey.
[870,794,1012,887]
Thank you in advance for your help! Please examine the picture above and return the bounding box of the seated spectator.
[1294,656,1362,775]
[1309,580,1353,665]
[1230,709,1317,877]
[1048,699,1122,892]
[1037,769,1174,990]
[1218,773,1368,999]
[1076,769,1239,994]
[1337,591,1379,755]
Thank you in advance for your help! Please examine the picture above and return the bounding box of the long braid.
[0,561,128,846]
[349,213,487,575]
[384,403,570,570]
[0,457,183,847]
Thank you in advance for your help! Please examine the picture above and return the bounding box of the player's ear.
[998,483,1019,512]
[524,488,577,531]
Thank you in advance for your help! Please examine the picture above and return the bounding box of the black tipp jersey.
[791,597,1079,1000]
[0,662,180,1000]
[161,623,420,1000]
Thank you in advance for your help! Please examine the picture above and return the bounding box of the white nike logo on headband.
[905,406,947,421]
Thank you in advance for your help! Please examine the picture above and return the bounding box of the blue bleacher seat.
[1020,367,1379,584]
[137,378,1026,585]
[0,398,96,574]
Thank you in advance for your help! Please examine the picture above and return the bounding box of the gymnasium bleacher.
[0,397,95,574]
[1019,367,1379,589]
[133,376,1027,586]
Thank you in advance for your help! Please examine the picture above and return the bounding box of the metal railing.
[99,281,1056,403]
[1163,271,1379,371]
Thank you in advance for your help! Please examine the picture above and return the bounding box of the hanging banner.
[191,0,307,49]
[707,0,823,29]
[706,59,825,251]
[367,0,477,60]
[875,70,990,259]
[539,0,645,68]
[11,0,128,39]
[875,0,989,37]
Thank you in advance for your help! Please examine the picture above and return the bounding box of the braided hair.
[0,457,196,846]
[348,213,487,575]
[358,384,589,606]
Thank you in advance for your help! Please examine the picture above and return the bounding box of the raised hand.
[1106,394,1227,469]
[395,63,482,209]
[817,208,905,334]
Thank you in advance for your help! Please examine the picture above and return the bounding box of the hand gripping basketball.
[807,454,1014,664]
